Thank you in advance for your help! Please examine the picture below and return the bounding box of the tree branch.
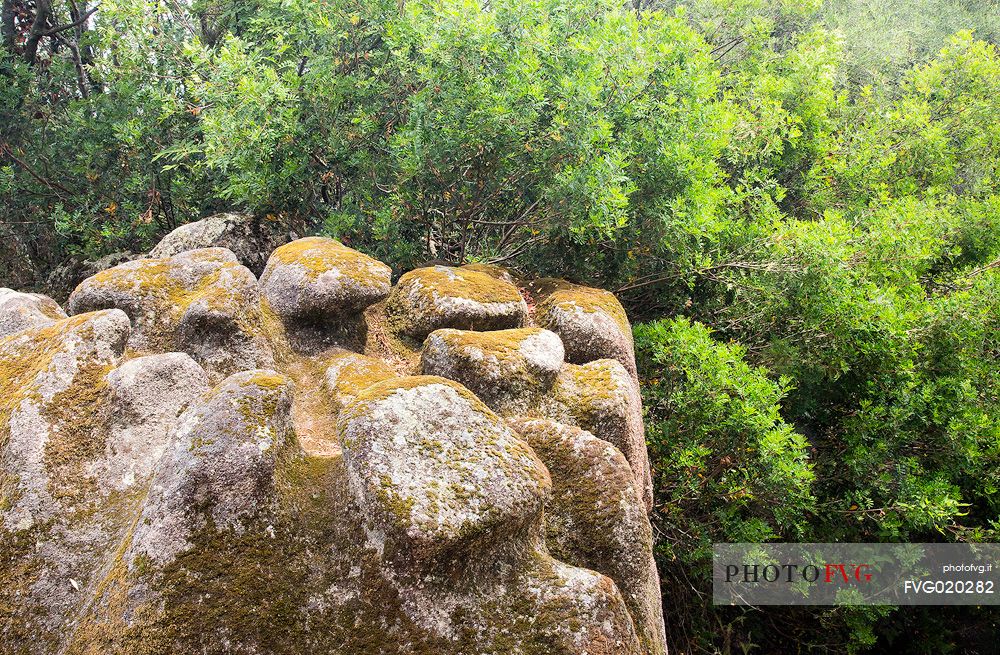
[1,142,73,197]
[52,31,90,97]
[23,0,52,64]
[38,4,98,37]
[2,0,15,54]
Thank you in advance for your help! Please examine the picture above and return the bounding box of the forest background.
[3,0,999,651]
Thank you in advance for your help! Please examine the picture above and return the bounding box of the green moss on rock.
[420,328,563,414]
[386,266,528,339]
[42,363,112,504]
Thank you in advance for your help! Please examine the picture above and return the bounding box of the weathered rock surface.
[150,211,291,274]
[130,369,295,565]
[1,309,155,651]
[44,251,140,304]
[511,418,666,655]
[460,262,518,285]
[324,350,398,414]
[0,288,68,337]
[67,247,274,380]
[533,278,638,378]
[419,326,653,510]
[261,237,392,352]
[387,265,528,340]
[548,359,653,510]
[101,352,209,491]
[339,376,550,563]
[1,237,663,655]
[420,327,563,412]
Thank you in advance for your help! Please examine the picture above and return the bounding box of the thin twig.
[0,144,73,197]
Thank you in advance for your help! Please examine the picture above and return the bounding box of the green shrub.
[636,316,814,559]
[635,316,816,653]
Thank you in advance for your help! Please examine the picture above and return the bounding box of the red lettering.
[824,564,849,583]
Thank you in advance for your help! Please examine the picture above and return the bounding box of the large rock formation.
[149,211,292,274]
[67,247,275,381]
[0,236,665,655]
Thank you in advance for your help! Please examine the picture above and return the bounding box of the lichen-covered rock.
[262,237,393,315]
[131,369,295,564]
[0,311,208,652]
[0,288,67,337]
[415,326,652,510]
[100,352,209,491]
[1,309,131,529]
[150,211,291,274]
[260,237,392,352]
[510,418,666,655]
[324,350,398,414]
[43,251,140,304]
[548,359,653,510]
[59,372,640,655]
[67,248,274,379]
[339,375,550,564]
[1,240,664,655]
[461,262,518,285]
[488,555,643,655]
[387,265,528,340]
[420,327,563,412]
[533,279,637,378]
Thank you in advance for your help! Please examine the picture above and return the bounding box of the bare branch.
[52,31,90,97]
[0,143,74,197]
[38,4,98,37]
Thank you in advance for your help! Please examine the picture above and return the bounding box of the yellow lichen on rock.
[459,262,518,285]
[386,266,528,340]
[420,327,563,414]
[534,279,631,333]
[532,278,636,378]
[260,237,392,354]
[323,350,398,414]
[406,266,523,304]
[0,288,69,338]
[509,417,666,655]
[338,375,550,563]
[0,237,663,655]
[67,248,273,379]
[265,236,386,283]
[548,360,652,510]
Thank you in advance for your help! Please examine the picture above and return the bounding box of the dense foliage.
[3,0,999,651]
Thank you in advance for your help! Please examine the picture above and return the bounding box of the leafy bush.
[636,317,817,652]
[635,317,813,558]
